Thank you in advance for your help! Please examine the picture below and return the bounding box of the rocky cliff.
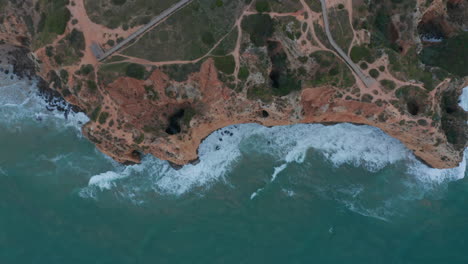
[1,0,466,168]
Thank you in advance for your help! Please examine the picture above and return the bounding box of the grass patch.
[161,61,203,82]
[242,14,274,46]
[350,45,373,63]
[98,112,110,124]
[34,0,71,47]
[309,51,355,88]
[90,106,101,121]
[380,79,396,92]
[214,55,235,75]
[122,0,245,61]
[255,1,270,12]
[420,32,468,77]
[329,9,353,52]
[84,0,179,28]
[125,63,146,80]
[238,66,250,80]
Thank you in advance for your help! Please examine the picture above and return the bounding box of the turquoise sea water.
[0,72,467,263]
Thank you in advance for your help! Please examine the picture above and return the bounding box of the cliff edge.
[1,0,466,168]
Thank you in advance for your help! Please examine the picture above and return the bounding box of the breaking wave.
[460,86,468,112]
[1,68,467,220]
[0,67,88,132]
[80,123,467,203]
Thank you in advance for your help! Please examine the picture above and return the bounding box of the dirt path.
[97,0,193,61]
[68,0,139,66]
[111,25,237,67]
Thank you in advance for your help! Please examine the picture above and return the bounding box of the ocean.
[0,70,467,263]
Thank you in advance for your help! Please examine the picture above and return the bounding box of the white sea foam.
[250,188,263,200]
[282,188,295,197]
[88,171,127,190]
[271,164,287,182]
[3,66,459,208]
[81,122,467,204]
[460,86,468,112]
[0,70,89,132]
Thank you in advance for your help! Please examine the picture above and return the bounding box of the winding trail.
[319,0,375,88]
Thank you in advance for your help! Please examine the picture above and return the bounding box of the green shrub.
[420,32,468,77]
[201,32,215,46]
[380,79,396,91]
[134,133,145,144]
[68,29,85,51]
[350,45,372,63]
[241,14,274,46]
[87,80,98,92]
[125,63,146,80]
[272,72,301,96]
[45,46,54,57]
[43,0,71,35]
[255,1,270,12]
[238,66,250,80]
[60,69,69,81]
[90,106,101,121]
[111,0,126,5]
[98,112,110,124]
[214,55,235,75]
[369,68,379,78]
[78,64,94,75]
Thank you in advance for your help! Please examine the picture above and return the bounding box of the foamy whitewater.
[80,102,468,210]
[0,66,89,131]
[1,71,467,219]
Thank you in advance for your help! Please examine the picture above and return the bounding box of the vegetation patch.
[308,51,355,89]
[34,0,71,47]
[276,16,302,41]
[440,88,468,149]
[420,32,468,77]
[242,14,274,46]
[387,48,438,91]
[247,85,273,103]
[125,63,146,80]
[50,29,85,66]
[350,45,373,63]
[238,66,250,80]
[84,0,179,28]
[380,79,396,92]
[268,0,303,13]
[214,55,235,75]
[122,0,245,61]
[90,106,101,122]
[369,68,379,78]
[305,0,322,12]
[161,61,203,82]
[98,112,110,124]
[255,1,270,12]
[329,9,353,52]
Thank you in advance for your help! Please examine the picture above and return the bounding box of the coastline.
[1,44,466,170]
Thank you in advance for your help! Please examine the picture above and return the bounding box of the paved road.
[319,0,375,88]
[97,0,193,61]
